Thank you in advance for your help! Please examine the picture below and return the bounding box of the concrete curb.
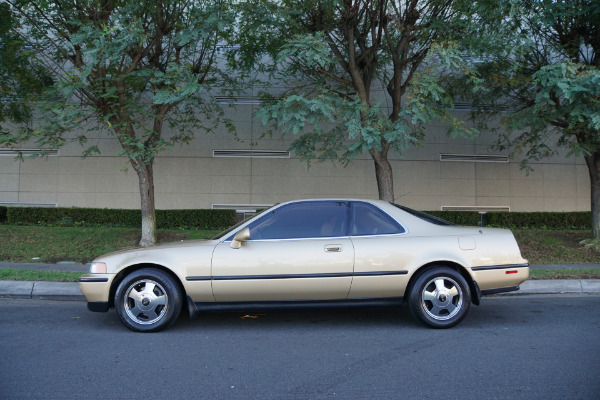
[0,281,85,301]
[0,279,599,302]
[491,279,600,296]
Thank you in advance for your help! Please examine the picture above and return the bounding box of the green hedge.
[426,211,481,226]
[426,210,591,229]
[6,207,236,229]
[484,211,591,229]
[3,206,592,230]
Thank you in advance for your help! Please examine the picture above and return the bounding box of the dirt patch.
[125,231,188,246]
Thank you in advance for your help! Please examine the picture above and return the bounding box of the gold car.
[79,199,529,332]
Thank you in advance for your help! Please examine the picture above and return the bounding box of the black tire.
[114,268,183,332]
[408,267,471,329]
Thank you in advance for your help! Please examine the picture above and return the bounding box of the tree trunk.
[133,161,157,247]
[371,147,394,203]
[585,151,600,239]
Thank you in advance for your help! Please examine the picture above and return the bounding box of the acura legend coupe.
[79,199,529,332]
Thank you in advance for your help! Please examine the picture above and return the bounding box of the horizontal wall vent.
[215,96,261,105]
[0,149,59,156]
[213,203,272,221]
[0,202,57,208]
[213,150,290,158]
[441,206,510,212]
[440,154,509,163]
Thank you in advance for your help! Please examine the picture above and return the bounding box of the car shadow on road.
[82,296,557,333]
[174,305,421,332]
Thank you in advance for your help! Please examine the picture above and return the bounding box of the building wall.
[0,104,591,212]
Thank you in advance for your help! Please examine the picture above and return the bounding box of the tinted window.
[351,202,404,236]
[245,201,349,240]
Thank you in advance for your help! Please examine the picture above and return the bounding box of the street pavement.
[0,262,599,300]
[2,296,600,399]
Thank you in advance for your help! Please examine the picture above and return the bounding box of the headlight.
[88,262,107,274]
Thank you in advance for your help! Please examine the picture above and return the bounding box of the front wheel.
[115,268,183,332]
[408,267,471,329]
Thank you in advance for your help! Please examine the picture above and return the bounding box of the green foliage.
[0,206,7,223]
[0,3,52,134]
[254,1,476,171]
[496,62,600,164]
[485,212,591,229]
[1,0,242,245]
[425,211,481,226]
[2,0,236,160]
[6,207,235,230]
[453,0,600,238]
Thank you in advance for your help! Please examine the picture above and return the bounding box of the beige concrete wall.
[0,104,591,212]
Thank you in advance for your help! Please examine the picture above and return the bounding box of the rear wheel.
[408,267,471,328]
[115,268,182,332]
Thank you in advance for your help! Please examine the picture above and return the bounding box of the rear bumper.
[481,285,520,296]
[471,264,529,292]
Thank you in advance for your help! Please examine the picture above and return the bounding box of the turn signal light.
[89,262,107,274]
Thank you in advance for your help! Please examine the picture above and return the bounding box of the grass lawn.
[0,225,221,264]
[513,230,600,265]
[529,268,600,280]
[0,269,84,282]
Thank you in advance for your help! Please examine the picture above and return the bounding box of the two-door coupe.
[79,199,529,332]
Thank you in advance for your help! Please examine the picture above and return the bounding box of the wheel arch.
[108,263,186,309]
[405,261,480,306]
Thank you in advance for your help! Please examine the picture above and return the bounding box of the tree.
[0,2,51,135]
[466,0,600,239]
[1,0,236,246]
[247,0,476,202]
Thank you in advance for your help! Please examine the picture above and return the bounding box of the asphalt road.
[1,296,599,400]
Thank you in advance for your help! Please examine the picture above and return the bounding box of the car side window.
[351,202,404,236]
[246,201,349,240]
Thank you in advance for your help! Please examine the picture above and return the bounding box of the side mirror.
[230,227,250,249]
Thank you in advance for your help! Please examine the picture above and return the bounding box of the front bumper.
[78,273,114,303]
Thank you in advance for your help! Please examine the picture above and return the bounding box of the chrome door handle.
[325,245,342,252]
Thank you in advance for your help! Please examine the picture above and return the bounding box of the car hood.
[92,239,219,261]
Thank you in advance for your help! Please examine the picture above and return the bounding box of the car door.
[211,201,354,302]
[347,201,411,299]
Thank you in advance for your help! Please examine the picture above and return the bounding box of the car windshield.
[391,203,455,226]
[211,206,275,240]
